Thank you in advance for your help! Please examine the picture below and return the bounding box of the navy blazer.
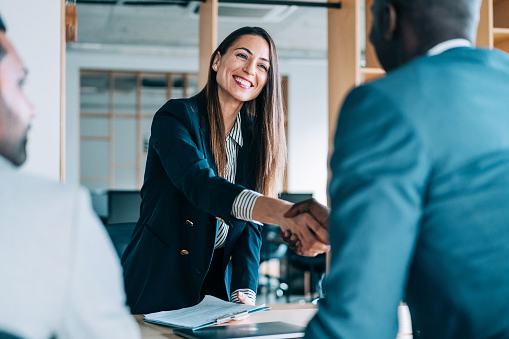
[306,47,509,338]
[121,92,262,314]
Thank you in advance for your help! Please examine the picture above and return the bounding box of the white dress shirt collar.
[226,113,243,147]
[427,38,472,57]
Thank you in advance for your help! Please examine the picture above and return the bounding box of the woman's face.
[213,34,270,108]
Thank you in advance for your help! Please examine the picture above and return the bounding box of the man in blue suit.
[302,0,509,337]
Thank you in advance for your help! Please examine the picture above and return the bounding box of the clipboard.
[173,321,306,339]
[144,295,270,330]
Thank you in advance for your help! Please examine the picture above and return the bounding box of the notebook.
[173,321,306,339]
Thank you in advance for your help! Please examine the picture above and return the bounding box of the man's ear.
[383,3,397,40]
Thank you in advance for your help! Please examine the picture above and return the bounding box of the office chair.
[0,330,23,339]
[107,190,142,224]
[105,222,137,258]
[276,193,327,302]
[258,223,288,302]
[90,189,108,224]
[286,251,326,302]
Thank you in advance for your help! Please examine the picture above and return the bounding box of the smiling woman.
[206,27,285,196]
[121,26,329,315]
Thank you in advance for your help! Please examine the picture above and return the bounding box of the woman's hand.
[237,291,255,306]
[222,291,252,323]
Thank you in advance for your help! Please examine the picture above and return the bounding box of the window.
[79,71,199,190]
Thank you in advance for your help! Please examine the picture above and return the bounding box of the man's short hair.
[0,14,6,61]
[390,0,482,41]
[0,44,6,62]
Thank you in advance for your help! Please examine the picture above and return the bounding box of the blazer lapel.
[235,111,255,190]
[196,92,218,175]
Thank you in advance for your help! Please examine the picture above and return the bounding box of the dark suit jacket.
[306,47,509,338]
[121,92,262,314]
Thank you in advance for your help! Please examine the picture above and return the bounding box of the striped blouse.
[214,113,262,305]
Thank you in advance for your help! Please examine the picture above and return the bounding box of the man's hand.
[279,229,299,249]
[284,198,330,228]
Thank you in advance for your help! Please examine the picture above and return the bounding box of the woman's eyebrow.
[234,47,270,63]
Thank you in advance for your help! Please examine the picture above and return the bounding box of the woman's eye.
[236,53,247,59]
[258,64,268,72]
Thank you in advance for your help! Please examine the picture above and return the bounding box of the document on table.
[144,295,270,330]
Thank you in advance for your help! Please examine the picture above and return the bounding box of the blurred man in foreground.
[0,15,140,338]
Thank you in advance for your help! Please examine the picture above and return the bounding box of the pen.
[215,311,249,324]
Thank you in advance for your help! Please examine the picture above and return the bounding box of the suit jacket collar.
[236,109,255,190]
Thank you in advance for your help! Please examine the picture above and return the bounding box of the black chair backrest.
[278,193,313,204]
[260,223,287,263]
[107,190,141,224]
[105,222,137,258]
[90,190,108,221]
[0,330,23,339]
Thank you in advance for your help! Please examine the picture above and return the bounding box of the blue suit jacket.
[306,47,509,338]
[121,92,262,314]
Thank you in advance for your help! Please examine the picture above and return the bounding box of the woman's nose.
[243,61,256,75]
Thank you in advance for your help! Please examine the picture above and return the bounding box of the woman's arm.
[229,222,262,305]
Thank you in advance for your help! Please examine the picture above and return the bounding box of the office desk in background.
[135,303,317,339]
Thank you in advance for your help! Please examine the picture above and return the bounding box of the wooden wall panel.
[198,0,218,90]
[477,0,494,47]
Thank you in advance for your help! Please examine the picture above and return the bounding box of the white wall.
[0,1,62,181]
[66,48,328,204]
[281,60,328,204]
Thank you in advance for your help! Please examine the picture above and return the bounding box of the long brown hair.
[205,26,286,197]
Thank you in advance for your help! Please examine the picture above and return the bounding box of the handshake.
[279,198,331,257]
[253,196,330,257]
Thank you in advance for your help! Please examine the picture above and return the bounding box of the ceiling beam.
[219,0,341,8]
[76,0,194,5]
[76,0,342,9]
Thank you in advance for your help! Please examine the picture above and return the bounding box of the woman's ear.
[383,3,397,40]
[212,52,221,71]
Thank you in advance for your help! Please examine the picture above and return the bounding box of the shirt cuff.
[232,189,262,224]
[230,288,257,304]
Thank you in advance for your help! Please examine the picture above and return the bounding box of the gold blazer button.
[180,249,190,255]
[186,220,194,226]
